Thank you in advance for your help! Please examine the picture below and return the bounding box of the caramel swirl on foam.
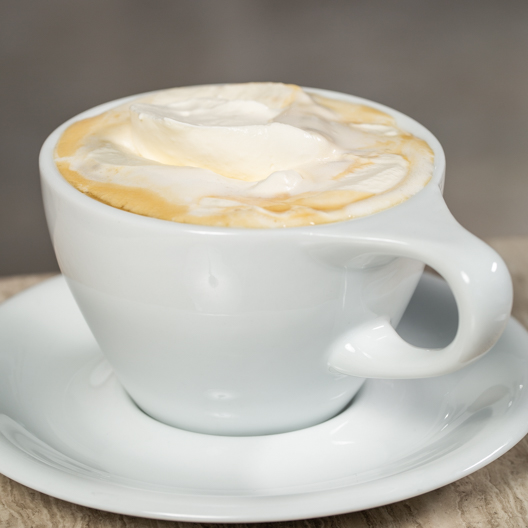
[54,83,434,228]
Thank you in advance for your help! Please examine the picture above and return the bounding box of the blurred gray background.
[1,0,527,276]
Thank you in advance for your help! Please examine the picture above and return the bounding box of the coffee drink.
[54,83,434,228]
[42,85,513,436]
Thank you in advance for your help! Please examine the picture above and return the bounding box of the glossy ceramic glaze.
[0,274,526,522]
[39,88,512,436]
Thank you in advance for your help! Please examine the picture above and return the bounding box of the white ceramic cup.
[40,88,513,436]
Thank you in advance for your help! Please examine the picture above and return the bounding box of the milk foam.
[54,83,434,228]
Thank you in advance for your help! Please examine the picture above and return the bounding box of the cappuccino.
[54,83,434,228]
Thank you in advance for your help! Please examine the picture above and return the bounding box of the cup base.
[130,387,365,437]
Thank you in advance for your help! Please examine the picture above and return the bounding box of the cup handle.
[319,184,512,378]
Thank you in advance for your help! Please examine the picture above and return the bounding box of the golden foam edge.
[53,89,433,228]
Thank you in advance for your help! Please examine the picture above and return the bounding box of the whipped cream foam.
[54,83,434,228]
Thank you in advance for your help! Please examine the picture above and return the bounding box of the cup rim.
[39,85,446,235]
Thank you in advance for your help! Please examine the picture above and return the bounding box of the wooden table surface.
[1,236,528,528]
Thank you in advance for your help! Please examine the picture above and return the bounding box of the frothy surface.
[54,83,434,228]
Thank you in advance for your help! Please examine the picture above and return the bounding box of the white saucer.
[0,273,527,522]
